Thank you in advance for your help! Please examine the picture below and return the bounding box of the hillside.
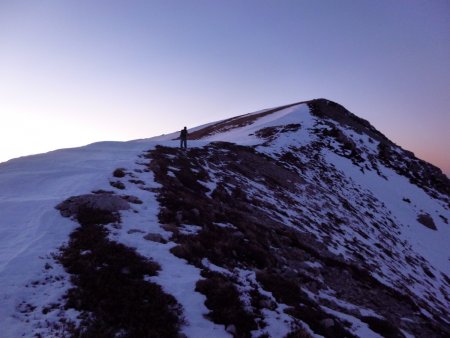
[0,99,449,337]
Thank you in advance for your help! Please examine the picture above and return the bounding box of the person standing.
[180,126,188,149]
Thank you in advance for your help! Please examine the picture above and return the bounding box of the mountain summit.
[0,99,449,337]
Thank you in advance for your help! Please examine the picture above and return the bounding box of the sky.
[0,0,449,175]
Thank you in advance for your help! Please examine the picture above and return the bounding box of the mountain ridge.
[0,99,448,337]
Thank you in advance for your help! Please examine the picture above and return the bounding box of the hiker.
[180,126,188,149]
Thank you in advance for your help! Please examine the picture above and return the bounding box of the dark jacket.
[180,128,188,140]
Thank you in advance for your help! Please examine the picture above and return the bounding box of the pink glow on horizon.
[0,1,448,177]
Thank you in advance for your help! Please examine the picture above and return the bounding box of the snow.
[234,268,299,338]
[214,222,237,229]
[323,140,450,316]
[322,149,450,308]
[0,101,448,337]
[0,102,296,335]
[204,103,312,146]
[92,149,231,338]
[0,137,229,337]
[201,258,232,276]
[315,290,385,320]
[400,329,416,338]
[321,306,383,338]
[0,140,161,337]
[0,107,268,335]
[178,224,203,235]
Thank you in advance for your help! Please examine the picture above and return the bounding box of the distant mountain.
[0,99,448,338]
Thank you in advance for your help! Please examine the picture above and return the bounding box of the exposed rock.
[144,233,168,244]
[188,102,305,140]
[127,229,145,234]
[121,194,143,204]
[320,318,335,328]
[110,180,126,190]
[56,193,130,218]
[112,168,127,178]
[175,211,183,224]
[147,142,449,338]
[43,98,449,338]
[225,324,236,335]
[417,213,437,230]
[255,124,301,143]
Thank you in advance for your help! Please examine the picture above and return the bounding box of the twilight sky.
[0,0,449,175]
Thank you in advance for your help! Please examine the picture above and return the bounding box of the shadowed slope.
[147,142,449,338]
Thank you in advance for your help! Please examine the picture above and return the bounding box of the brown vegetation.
[188,102,304,140]
[147,143,439,337]
[55,193,183,337]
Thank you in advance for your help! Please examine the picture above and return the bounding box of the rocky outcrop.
[147,143,449,338]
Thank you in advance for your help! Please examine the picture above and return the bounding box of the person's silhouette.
[180,126,188,149]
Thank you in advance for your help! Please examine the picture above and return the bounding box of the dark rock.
[320,318,335,328]
[417,213,437,230]
[56,193,130,218]
[113,168,127,178]
[144,233,168,244]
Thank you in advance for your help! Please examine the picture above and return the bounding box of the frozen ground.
[0,102,448,337]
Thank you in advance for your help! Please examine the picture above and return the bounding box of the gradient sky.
[1,0,449,175]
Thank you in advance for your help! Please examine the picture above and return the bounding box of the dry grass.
[56,195,183,337]
[147,141,447,338]
[361,316,403,338]
[188,101,304,140]
[196,272,257,337]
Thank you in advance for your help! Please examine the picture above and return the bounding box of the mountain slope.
[0,99,448,337]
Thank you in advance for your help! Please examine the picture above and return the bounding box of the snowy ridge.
[0,99,449,337]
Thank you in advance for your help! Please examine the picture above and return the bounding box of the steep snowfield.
[187,102,449,294]
[0,101,449,337]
